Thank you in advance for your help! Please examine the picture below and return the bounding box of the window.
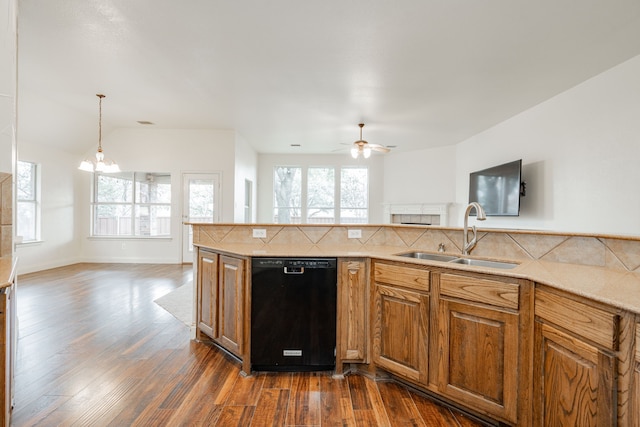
[273,167,301,223]
[340,167,368,223]
[17,160,40,242]
[92,172,171,237]
[273,166,368,224]
[307,167,335,223]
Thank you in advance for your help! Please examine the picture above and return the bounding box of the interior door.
[182,173,220,262]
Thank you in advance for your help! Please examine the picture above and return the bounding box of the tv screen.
[469,159,522,216]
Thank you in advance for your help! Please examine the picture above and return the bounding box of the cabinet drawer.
[374,262,430,291]
[440,273,519,310]
[535,289,618,351]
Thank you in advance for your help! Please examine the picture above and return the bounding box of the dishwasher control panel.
[252,258,337,269]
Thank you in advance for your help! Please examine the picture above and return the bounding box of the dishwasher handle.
[284,266,305,274]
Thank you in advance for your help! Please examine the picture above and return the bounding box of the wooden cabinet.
[190,246,640,426]
[337,258,368,370]
[533,288,618,427]
[372,261,430,383]
[0,273,15,427]
[434,271,529,425]
[196,249,245,359]
[633,322,640,427]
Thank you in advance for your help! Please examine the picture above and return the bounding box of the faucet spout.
[462,202,486,255]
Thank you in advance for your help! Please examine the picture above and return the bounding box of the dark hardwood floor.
[12,263,485,426]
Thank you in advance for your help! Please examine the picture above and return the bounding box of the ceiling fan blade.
[369,143,391,153]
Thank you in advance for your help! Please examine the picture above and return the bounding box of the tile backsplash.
[193,224,640,273]
[0,172,12,257]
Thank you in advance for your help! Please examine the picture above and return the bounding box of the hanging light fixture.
[79,94,120,173]
[350,123,389,159]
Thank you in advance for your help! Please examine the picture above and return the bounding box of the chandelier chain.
[97,94,105,152]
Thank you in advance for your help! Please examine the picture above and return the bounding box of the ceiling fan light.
[363,146,372,158]
[351,146,359,159]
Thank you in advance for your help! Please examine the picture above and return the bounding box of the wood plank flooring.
[11,263,486,426]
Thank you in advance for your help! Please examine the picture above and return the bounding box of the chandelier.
[79,94,120,173]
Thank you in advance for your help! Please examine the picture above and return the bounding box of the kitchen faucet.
[462,202,486,255]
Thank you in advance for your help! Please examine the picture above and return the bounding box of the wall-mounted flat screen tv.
[469,159,523,216]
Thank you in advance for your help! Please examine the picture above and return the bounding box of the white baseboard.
[17,257,183,274]
[16,257,82,275]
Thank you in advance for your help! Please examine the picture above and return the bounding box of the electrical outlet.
[348,229,362,239]
[252,228,267,238]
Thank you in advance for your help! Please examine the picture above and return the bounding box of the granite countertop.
[196,242,640,316]
[0,257,17,290]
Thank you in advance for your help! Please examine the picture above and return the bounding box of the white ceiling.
[16,0,640,155]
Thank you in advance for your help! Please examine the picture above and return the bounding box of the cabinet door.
[634,322,640,427]
[533,322,615,427]
[338,259,367,364]
[436,298,519,424]
[373,284,429,383]
[197,251,218,339]
[218,255,244,357]
[634,361,640,427]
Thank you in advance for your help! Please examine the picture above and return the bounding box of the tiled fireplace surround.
[193,224,640,273]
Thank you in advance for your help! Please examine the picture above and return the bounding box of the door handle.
[284,267,304,274]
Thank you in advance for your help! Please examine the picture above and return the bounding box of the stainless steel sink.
[396,252,458,262]
[449,258,519,269]
[396,251,519,269]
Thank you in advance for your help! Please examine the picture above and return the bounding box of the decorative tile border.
[192,224,640,272]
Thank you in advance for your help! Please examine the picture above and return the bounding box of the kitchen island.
[190,223,640,427]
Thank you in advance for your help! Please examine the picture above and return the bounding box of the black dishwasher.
[251,258,337,371]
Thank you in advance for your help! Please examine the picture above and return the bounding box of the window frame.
[91,171,172,238]
[16,160,41,243]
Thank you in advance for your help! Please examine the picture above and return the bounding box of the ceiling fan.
[350,123,390,159]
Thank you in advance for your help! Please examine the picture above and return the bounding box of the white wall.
[234,133,258,222]
[15,142,81,273]
[453,54,640,235]
[0,0,16,174]
[381,54,640,235]
[383,144,457,212]
[78,128,237,264]
[257,154,385,223]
